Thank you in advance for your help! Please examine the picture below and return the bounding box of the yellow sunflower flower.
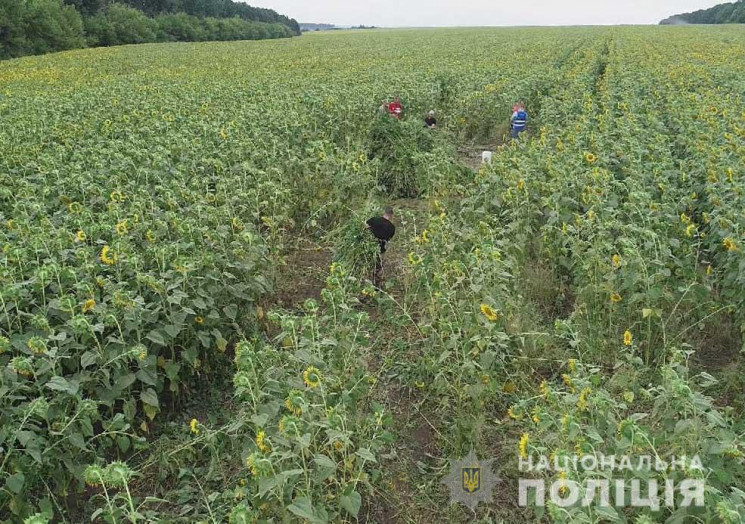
[284,390,303,416]
[256,430,270,454]
[115,220,128,235]
[539,380,549,397]
[519,433,529,459]
[246,454,258,476]
[82,299,95,314]
[480,303,498,322]
[100,245,117,265]
[302,366,322,389]
[558,470,568,496]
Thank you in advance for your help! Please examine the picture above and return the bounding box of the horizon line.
[298,23,706,29]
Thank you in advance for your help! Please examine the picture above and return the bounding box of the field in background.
[1,26,744,522]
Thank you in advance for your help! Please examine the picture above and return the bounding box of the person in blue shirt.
[510,102,528,139]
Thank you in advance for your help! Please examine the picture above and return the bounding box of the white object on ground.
[481,151,493,164]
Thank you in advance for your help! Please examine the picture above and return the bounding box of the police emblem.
[462,467,481,493]
[442,450,499,510]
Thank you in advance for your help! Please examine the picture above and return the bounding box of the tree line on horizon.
[0,0,300,60]
[660,0,745,24]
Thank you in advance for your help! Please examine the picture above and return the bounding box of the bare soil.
[275,239,334,309]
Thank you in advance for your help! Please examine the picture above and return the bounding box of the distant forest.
[0,0,300,60]
[299,23,337,32]
[299,23,378,32]
[660,0,745,24]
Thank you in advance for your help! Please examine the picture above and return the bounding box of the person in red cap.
[388,96,403,119]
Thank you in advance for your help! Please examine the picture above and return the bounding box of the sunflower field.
[1,26,744,523]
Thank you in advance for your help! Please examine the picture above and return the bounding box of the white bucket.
[481,151,493,164]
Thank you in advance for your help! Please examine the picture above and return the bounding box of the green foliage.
[0,1,30,58]
[510,351,745,522]
[2,0,297,61]
[151,13,293,43]
[660,0,745,24]
[330,203,382,282]
[84,3,157,47]
[367,116,463,198]
[400,26,745,522]
[62,0,105,16]
[112,0,300,34]
[229,272,390,522]
[24,0,86,54]
[2,26,745,523]
[0,0,85,59]
[154,11,206,42]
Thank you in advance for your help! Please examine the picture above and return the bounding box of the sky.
[244,0,726,26]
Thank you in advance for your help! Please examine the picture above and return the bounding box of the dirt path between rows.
[457,125,509,171]
[265,145,523,522]
[265,194,447,522]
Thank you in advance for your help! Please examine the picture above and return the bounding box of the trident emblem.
[462,467,481,493]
